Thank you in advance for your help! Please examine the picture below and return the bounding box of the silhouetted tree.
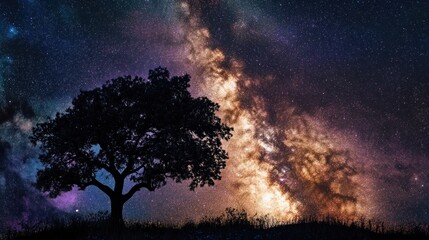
[31,67,233,227]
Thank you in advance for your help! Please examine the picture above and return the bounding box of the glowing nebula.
[179,1,370,221]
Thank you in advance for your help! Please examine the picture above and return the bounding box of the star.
[6,26,18,39]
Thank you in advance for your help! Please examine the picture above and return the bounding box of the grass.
[1,208,428,240]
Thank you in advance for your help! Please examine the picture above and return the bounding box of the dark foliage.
[30,67,233,225]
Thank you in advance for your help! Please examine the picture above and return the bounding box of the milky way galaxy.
[180,0,366,220]
[0,0,428,230]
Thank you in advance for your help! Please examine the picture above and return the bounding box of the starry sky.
[0,0,428,230]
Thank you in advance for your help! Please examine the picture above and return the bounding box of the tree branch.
[123,182,149,202]
[122,132,146,176]
[99,142,121,179]
[129,164,145,175]
[89,179,114,197]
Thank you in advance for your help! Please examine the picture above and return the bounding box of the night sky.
[0,0,428,230]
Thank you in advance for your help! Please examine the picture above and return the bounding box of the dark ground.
[2,209,428,240]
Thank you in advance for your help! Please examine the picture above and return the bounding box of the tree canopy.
[31,67,233,225]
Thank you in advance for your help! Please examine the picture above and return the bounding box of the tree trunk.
[110,177,125,233]
[110,195,124,228]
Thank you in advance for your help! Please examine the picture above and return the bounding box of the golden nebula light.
[178,1,370,221]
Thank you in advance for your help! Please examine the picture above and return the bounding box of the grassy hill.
[2,209,428,240]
